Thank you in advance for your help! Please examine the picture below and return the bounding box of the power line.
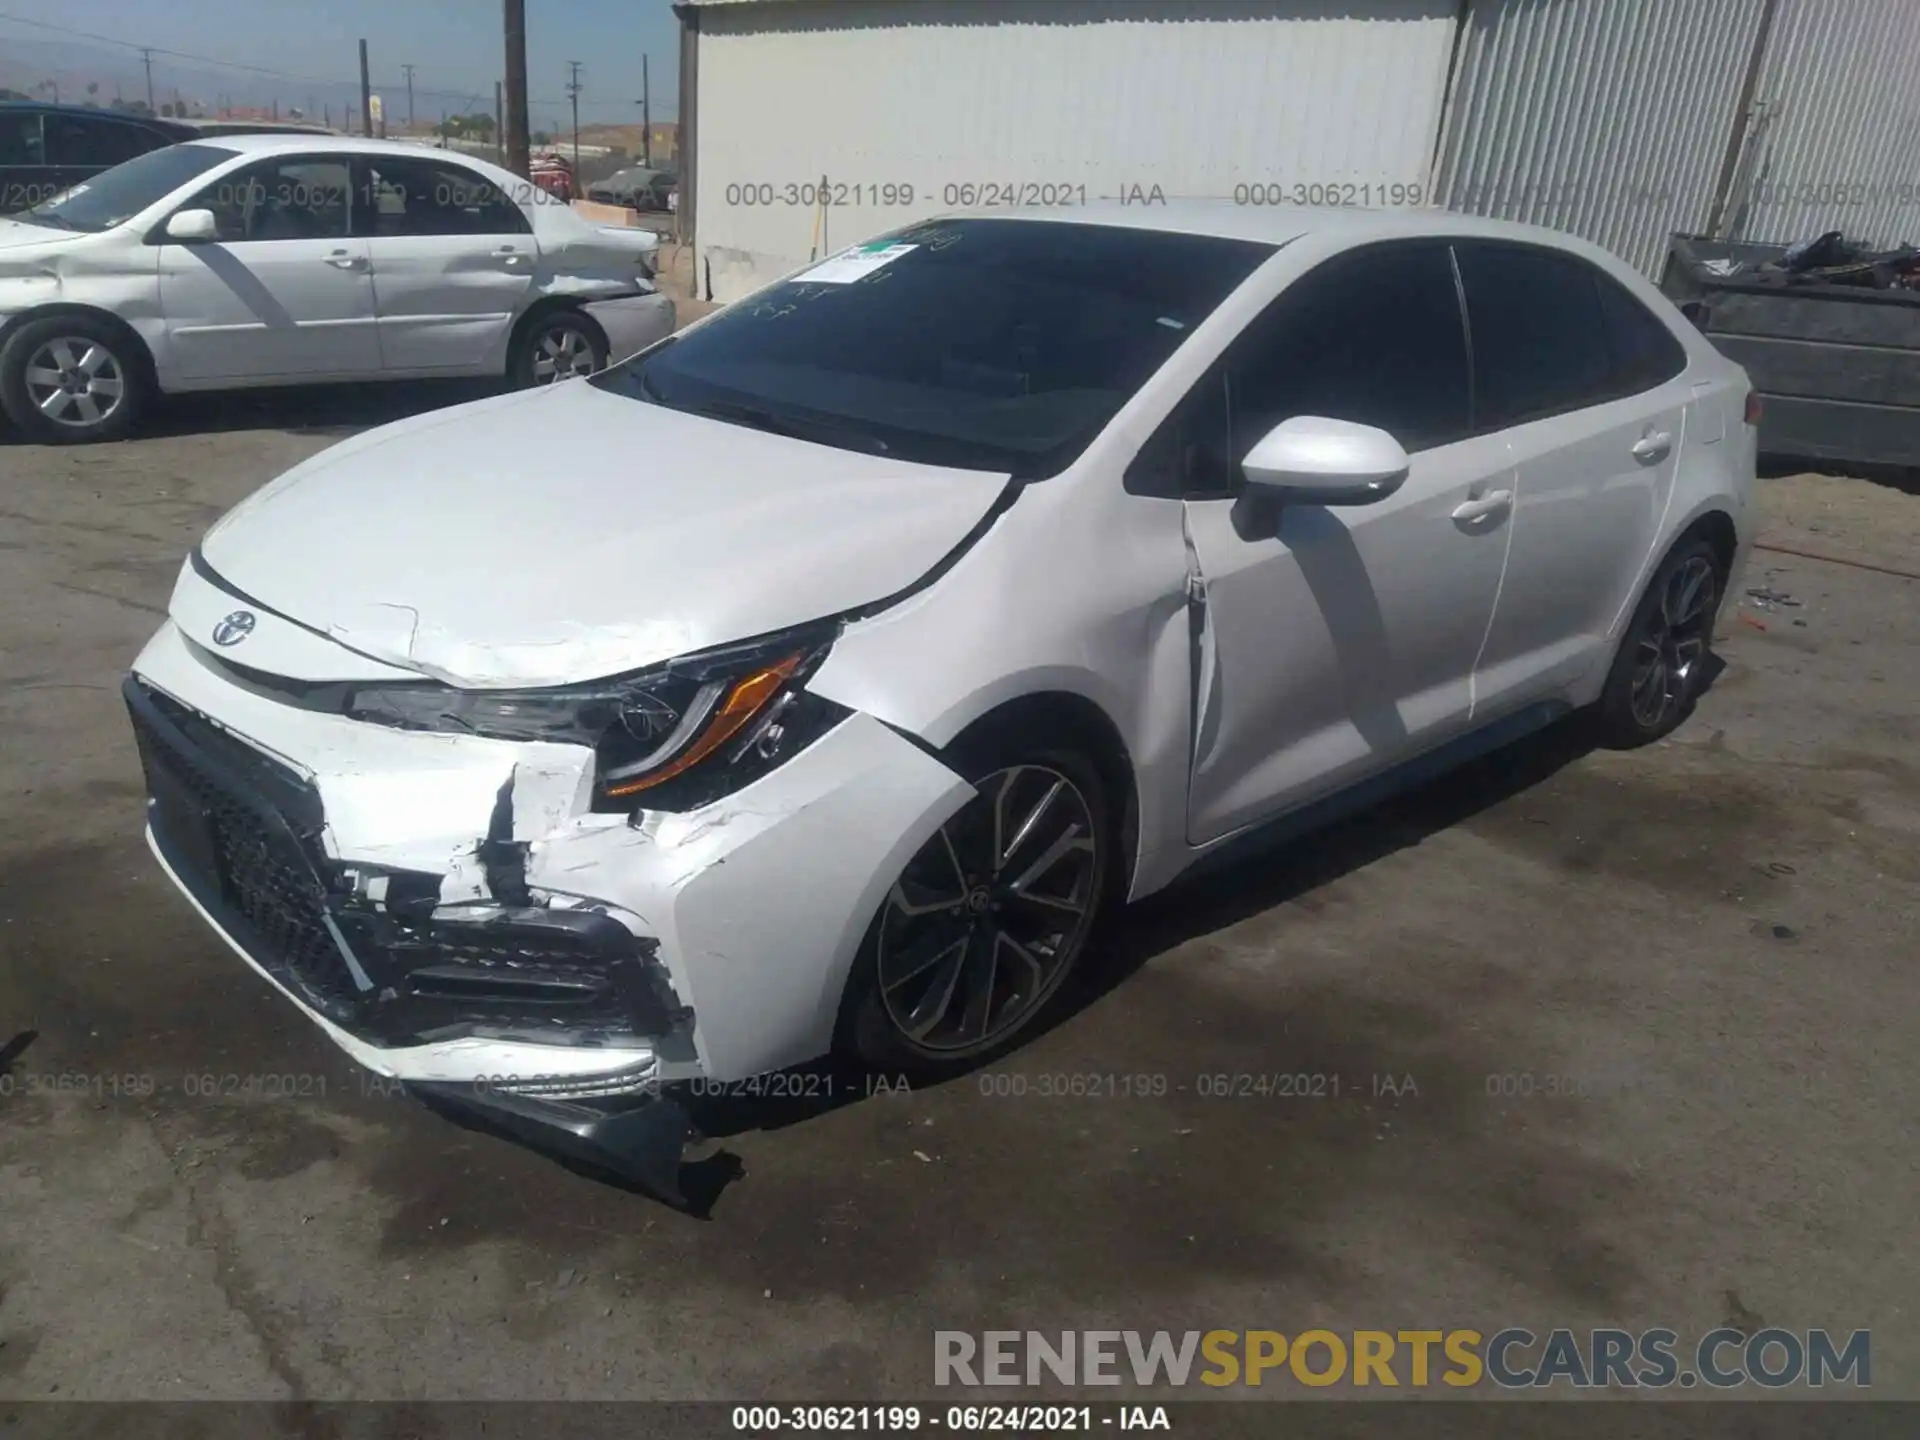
[0,8,622,109]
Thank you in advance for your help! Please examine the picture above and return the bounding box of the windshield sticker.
[800,241,919,285]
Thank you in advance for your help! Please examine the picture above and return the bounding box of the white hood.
[0,217,74,253]
[198,380,1011,688]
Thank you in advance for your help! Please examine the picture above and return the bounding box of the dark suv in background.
[0,102,197,213]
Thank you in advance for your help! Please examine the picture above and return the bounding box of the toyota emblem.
[211,610,257,647]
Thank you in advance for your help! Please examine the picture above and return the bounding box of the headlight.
[343,623,847,812]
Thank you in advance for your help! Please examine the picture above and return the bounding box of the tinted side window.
[1456,242,1615,428]
[45,115,163,168]
[1595,270,1688,395]
[185,157,352,241]
[360,158,529,236]
[1226,242,1472,460]
[0,112,46,166]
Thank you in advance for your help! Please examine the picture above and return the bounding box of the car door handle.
[322,250,366,270]
[1631,432,1673,462]
[1451,489,1513,522]
[493,247,528,267]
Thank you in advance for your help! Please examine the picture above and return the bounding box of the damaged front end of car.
[125,671,718,1203]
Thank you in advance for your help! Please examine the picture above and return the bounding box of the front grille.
[128,681,363,1020]
[124,677,689,1048]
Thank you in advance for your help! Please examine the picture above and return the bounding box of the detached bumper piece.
[124,677,701,1206]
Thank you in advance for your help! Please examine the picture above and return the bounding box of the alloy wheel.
[529,325,598,384]
[876,764,1101,1055]
[1629,555,1717,729]
[22,336,126,430]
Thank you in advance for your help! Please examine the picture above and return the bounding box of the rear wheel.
[839,739,1113,1076]
[0,316,148,444]
[1593,536,1724,747]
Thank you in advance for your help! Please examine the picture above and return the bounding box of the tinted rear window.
[1456,242,1616,429]
[596,218,1277,476]
[1596,271,1688,395]
[45,114,166,168]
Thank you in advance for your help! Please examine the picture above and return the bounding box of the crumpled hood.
[198,379,1011,687]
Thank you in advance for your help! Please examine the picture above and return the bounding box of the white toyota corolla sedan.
[126,204,1757,1199]
[0,134,671,443]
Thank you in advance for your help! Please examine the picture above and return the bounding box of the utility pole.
[495,80,504,164]
[503,0,529,178]
[139,47,155,113]
[358,39,373,137]
[324,102,332,129]
[566,60,583,173]
[402,63,416,133]
[640,54,651,166]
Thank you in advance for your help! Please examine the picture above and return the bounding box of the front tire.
[508,310,608,389]
[838,737,1114,1077]
[1593,536,1725,747]
[0,316,148,444]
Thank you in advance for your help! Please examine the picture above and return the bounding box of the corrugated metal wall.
[1433,0,1770,275]
[688,0,1460,301]
[1724,0,1920,246]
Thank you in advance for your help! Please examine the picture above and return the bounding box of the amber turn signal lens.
[601,654,803,797]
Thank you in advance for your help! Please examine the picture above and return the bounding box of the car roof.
[949,198,1613,257]
[0,99,194,131]
[176,132,494,158]
[181,120,334,134]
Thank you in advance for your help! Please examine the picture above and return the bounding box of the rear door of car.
[155,152,380,381]
[353,154,537,374]
[1456,240,1692,716]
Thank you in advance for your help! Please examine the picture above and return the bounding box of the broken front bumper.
[126,619,973,1089]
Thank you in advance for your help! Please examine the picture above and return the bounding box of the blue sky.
[0,1,682,129]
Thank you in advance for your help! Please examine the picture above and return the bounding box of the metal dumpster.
[1660,233,1920,469]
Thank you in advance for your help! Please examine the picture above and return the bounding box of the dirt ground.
[0,371,1915,1405]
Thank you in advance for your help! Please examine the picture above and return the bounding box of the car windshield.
[19,142,235,232]
[593,218,1277,477]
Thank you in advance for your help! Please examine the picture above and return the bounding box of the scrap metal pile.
[1703,230,1920,291]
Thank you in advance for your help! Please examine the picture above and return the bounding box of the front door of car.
[156,154,379,382]
[1452,241,1691,714]
[353,155,538,374]
[1142,241,1516,847]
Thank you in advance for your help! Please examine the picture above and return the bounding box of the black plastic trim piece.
[409,1081,699,1211]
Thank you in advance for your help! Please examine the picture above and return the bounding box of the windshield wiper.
[16,212,78,230]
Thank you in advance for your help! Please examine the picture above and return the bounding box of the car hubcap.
[530,326,597,383]
[23,337,125,428]
[876,765,1100,1054]
[1630,556,1717,729]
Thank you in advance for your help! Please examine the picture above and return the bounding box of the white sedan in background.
[0,134,672,443]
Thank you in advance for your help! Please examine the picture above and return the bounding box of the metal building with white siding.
[674,0,1920,301]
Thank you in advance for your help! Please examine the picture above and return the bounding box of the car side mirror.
[164,208,219,243]
[1241,415,1410,506]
